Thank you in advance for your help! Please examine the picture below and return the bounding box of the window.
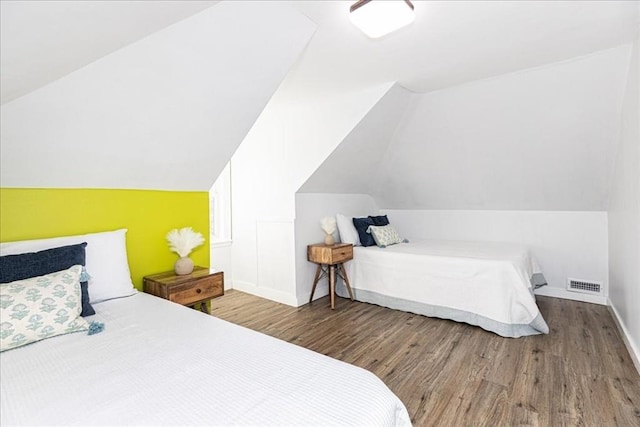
[209,161,232,245]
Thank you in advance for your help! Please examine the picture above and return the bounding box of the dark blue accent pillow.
[369,215,390,226]
[0,243,95,317]
[352,217,376,247]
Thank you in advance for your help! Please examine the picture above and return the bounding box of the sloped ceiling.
[0,0,217,104]
[375,46,632,211]
[284,1,637,95]
[3,1,636,103]
[0,2,316,191]
[300,45,634,211]
[299,84,414,194]
[291,1,638,211]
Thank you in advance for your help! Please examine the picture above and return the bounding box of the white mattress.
[341,240,549,337]
[0,292,411,426]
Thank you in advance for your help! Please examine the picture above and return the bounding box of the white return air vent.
[567,278,602,295]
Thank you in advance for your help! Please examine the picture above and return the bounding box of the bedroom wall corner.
[294,193,379,306]
[0,188,210,289]
[230,83,394,306]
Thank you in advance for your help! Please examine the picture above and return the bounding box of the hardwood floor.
[210,291,640,426]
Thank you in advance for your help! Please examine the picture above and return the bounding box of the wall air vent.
[567,278,602,295]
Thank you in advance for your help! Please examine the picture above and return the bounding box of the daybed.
[335,214,548,338]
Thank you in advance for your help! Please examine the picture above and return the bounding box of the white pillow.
[0,265,89,352]
[0,229,136,304]
[336,214,360,246]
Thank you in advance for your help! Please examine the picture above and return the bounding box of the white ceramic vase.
[324,233,335,245]
[174,256,194,275]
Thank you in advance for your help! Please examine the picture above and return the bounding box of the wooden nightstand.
[143,267,224,314]
[307,243,354,309]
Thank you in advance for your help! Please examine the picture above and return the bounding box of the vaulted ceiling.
[1,1,638,203]
[3,1,637,102]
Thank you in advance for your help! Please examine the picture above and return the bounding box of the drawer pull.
[196,288,202,294]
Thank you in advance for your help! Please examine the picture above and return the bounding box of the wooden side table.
[307,243,354,309]
[143,267,224,314]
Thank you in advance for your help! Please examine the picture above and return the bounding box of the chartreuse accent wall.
[0,188,210,289]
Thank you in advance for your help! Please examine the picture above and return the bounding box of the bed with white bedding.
[337,239,549,338]
[0,291,411,426]
[0,229,410,426]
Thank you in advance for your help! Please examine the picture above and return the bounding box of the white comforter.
[1,293,411,426]
[342,240,549,337]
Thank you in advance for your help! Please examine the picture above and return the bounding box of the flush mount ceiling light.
[349,0,415,39]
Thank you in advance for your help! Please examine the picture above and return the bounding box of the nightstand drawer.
[143,268,224,315]
[307,243,353,264]
[169,276,223,306]
[330,245,353,263]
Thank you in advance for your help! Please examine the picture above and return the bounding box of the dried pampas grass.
[320,216,337,235]
[166,227,205,257]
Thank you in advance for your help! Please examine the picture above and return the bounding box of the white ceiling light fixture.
[349,0,415,39]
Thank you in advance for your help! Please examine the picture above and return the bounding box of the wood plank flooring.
[210,291,640,426]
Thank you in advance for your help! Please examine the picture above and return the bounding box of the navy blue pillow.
[352,217,376,247]
[0,243,95,317]
[369,215,390,226]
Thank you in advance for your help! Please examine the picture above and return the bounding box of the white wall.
[0,1,315,191]
[294,193,379,306]
[608,25,640,370]
[230,84,394,306]
[383,209,609,304]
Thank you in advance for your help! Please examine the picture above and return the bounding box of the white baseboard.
[607,300,640,376]
[231,280,299,307]
[534,286,608,305]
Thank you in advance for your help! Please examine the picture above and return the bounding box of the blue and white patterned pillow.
[0,243,95,317]
[0,265,89,352]
[367,225,408,248]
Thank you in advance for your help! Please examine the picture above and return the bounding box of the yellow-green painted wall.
[0,188,210,289]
